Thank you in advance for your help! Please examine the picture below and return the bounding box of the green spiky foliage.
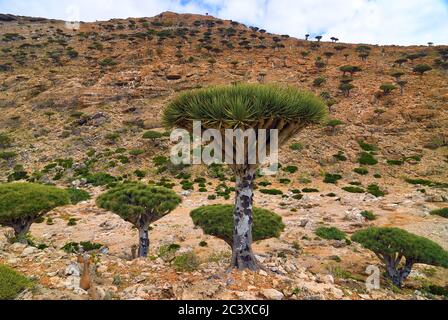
[380,83,397,95]
[413,64,432,76]
[96,183,181,257]
[190,205,284,246]
[0,183,70,242]
[352,227,448,288]
[163,84,326,271]
[339,65,362,77]
[163,84,327,137]
[0,265,33,300]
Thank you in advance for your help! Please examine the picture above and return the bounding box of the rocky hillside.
[0,11,447,300]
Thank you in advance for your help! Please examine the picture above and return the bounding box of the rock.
[317,274,334,284]
[89,286,108,300]
[380,203,399,211]
[234,291,259,300]
[89,112,109,126]
[21,246,38,256]
[7,258,19,265]
[344,208,366,224]
[261,289,284,300]
[65,262,81,277]
[71,178,87,188]
[425,190,448,203]
[299,219,309,227]
[10,242,27,253]
[134,275,146,284]
[161,283,175,299]
[99,221,117,231]
[96,265,108,273]
[332,240,347,248]
[259,269,268,276]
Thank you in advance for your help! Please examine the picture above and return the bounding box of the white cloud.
[0,0,447,45]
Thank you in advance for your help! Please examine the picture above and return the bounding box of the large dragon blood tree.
[163,84,327,271]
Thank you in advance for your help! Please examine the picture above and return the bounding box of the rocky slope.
[0,11,447,300]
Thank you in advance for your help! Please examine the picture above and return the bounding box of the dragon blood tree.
[0,183,70,243]
[96,183,181,258]
[163,84,327,271]
[352,227,448,288]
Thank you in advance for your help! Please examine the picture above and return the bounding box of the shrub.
[67,218,77,226]
[258,181,272,187]
[380,83,397,95]
[354,167,369,175]
[86,172,117,187]
[333,151,347,161]
[342,186,365,194]
[358,141,377,152]
[324,173,342,184]
[190,205,285,245]
[367,184,385,197]
[61,241,102,254]
[360,210,377,221]
[430,208,448,218]
[339,65,361,76]
[260,189,283,196]
[358,152,378,165]
[153,156,169,167]
[96,183,181,257]
[283,166,298,174]
[315,227,346,240]
[302,188,319,193]
[391,71,405,80]
[289,143,303,151]
[0,265,33,300]
[413,64,432,75]
[105,132,120,143]
[99,58,118,67]
[326,119,344,131]
[279,178,291,185]
[7,166,29,182]
[67,188,91,204]
[129,149,145,156]
[173,252,200,272]
[0,132,12,149]
[313,77,326,87]
[157,243,180,261]
[387,159,404,166]
[339,83,355,97]
[352,228,448,287]
[0,183,69,242]
[134,170,147,179]
[143,131,163,140]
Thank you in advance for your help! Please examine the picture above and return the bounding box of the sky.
[0,0,447,46]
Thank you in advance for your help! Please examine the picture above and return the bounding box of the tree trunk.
[385,257,414,288]
[138,228,150,258]
[397,259,414,286]
[11,216,34,243]
[230,168,259,271]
